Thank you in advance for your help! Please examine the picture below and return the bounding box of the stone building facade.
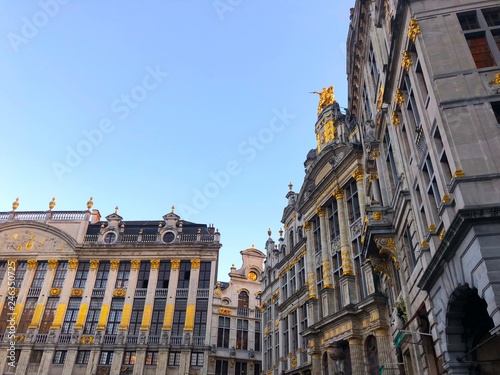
[0,201,222,375]
[263,0,500,374]
[350,0,500,374]
[209,246,265,375]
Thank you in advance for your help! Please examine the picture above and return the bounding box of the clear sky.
[0,0,354,281]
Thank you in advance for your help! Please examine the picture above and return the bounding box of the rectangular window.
[145,351,158,365]
[298,257,305,289]
[158,261,171,289]
[177,261,191,288]
[40,297,59,333]
[73,261,90,288]
[316,265,323,292]
[168,352,181,367]
[53,351,67,364]
[94,261,110,289]
[17,297,37,333]
[15,261,28,282]
[84,298,103,334]
[384,129,399,195]
[217,316,231,348]
[123,351,136,365]
[289,265,296,295]
[191,352,204,367]
[404,225,417,270]
[281,272,288,300]
[193,298,208,338]
[328,200,340,241]
[128,298,145,336]
[215,360,229,375]
[76,350,91,365]
[106,298,124,335]
[346,181,361,222]
[62,297,81,334]
[363,84,372,120]
[255,321,261,352]
[52,261,68,288]
[291,309,298,353]
[172,298,187,336]
[282,316,289,362]
[150,298,166,337]
[369,43,379,85]
[29,350,43,364]
[491,101,500,123]
[99,351,114,365]
[31,262,48,288]
[422,155,441,214]
[236,319,249,350]
[137,261,150,288]
[403,74,421,132]
[115,262,131,288]
[0,262,7,283]
[198,261,212,289]
[236,361,248,375]
[312,216,321,254]
[458,8,500,68]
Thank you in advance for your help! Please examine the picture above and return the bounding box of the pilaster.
[334,189,354,276]
[14,349,30,375]
[36,349,55,375]
[61,349,78,375]
[162,260,180,333]
[317,207,333,289]
[374,328,392,370]
[96,260,120,332]
[348,337,364,375]
[74,260,98,331]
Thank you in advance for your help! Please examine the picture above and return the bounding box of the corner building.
[349,0,500,374]
[0,202,221,375]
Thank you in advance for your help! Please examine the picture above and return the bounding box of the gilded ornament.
[113,289,126,297]
[373,212,382,221]
[395,88,404,107]
[391,110,401,126]
[303,222,311,231]
[372,150,380,159]
[87,197,94,210]
[150,259,160,269]
[316,207,326,217]
[341,249,354,275]
[90,260,100,269]
[50,288,61,296]
[401,51,413,71]
[288,182,293,191]
[12,198,19,211]
[492,73,500,86]
[407,19,421,42]
[376,85,384,111]
[80,335,94,345]
[191,259,201,269]
[308,272,316,298]
[248,271,258,281]
[324,120,335,142]
[171,259,180,269]
[454,169,464,178]
[68,259,78,269]
[48,259,58,269]
[49,197,56,210]
[334,188,344,200]
[421,240,429,249]
[71,288,83,297]
[441,195,451,204]
[220,308,232,315]
[311,85,335,115]
[27,259,38,269]
[429,224,436,232]
[110,260,120,269]
[439,228,446,241]
[130,260,141,269]
[374,237,399,269]
[352,167,364,182]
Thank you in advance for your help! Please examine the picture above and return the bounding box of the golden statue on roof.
[311,85,335,115]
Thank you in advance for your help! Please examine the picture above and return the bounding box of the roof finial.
[87,197,94,210]
[49,197,56,210]
[268,228,272,238]
[171,205,175,213]
[115,206,119,214]
[12,198,19,211]
[252,244,255,248]
[279,228,283,238]
[288,182,293,191]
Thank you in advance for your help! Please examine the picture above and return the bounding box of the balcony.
[170,336,182,345]
[155,288,168,297]
[35,334,48,343]
[237,307,249,317]
[58,334,71,344]
[192,336,205,346]
[148,336,160,345]
[92,288,106,297]
[127,335,138,344]
[197,289,209,298]
[27,288,42,297]
[103,335,116,344]
[176,289,189,298]
[135,288,147,297]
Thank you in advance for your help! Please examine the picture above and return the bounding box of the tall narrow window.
[106,299,124,335]
[198,261,212,289]
[15,261,28,282]
[172,298,187,336]
[346,181,361,223]
[52,262,68,288]
[369,43,379,85]
[289,265,296,295]
[99,351,114,365]
[128,298,145,336]
[236,319,248,350]
[193,299,208,341]
[403,74,421,132]
[281,273,288,301]
[158,261,171,289]
[115,262,131,288]
[328,200,340,241]
[73,262,90,289]
[235,361,248,375]
[298,257,306,289]
[84,298,103,334]
[168,352,181,367]
[255,321,261,352]
[40,297,59,333]
[150,298,166,337]
[291,309,298,353]
[31,262,48,288]
[217,316,230,348]
[62,297,81,334]
[177,261,191,289]
[313,216,322,254]
[216,360,229,375]
[383,129,399,194]
[94,261,110,289]
[17,298,37,333]
[136,261,150,289]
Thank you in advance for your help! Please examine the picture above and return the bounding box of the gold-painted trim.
[454,169,464,178]
[391,111,401,126]
[395,88,404,107]
[81,335,94,345]
[171,259,180,269]
[131,260,141,269]
[68,259,78,269]
[71,288,83,297]
[27,259,38,269]
[110,260,120,269]
[48,260,58,269]
[90,260,100,270]
[150,259,160,269]
[49,288,61,296]
[191,259,200,269]
[113,289,126,297]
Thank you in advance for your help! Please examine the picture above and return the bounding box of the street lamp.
[328,343,345,375]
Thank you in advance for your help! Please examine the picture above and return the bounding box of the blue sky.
[0,0,354,280]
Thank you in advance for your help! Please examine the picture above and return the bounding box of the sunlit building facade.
[210,246,265,375]
[0,202,221,375]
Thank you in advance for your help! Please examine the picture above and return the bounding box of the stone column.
[348,337,364,375]
[303,222,319,324]
[317,207,333,288]
[110,350,125,375]
[36,349,55,375]
[74,260,99,333]
[62,349,78,375]
[311,352,322,375]
[156,348,170,375]
[353,167,366,220]
[14,349,30,375]
[335,188,357,306]
[374,328,392,370]
[28,260,58,331]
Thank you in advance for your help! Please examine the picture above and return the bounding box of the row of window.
[217,317,260,351]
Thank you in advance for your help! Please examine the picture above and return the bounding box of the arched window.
[289,230,295,249]
[238,291,249,309]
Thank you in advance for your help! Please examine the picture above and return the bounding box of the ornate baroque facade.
[210,247,265,375]
[263,0,500,374]
[0,202,222,375]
